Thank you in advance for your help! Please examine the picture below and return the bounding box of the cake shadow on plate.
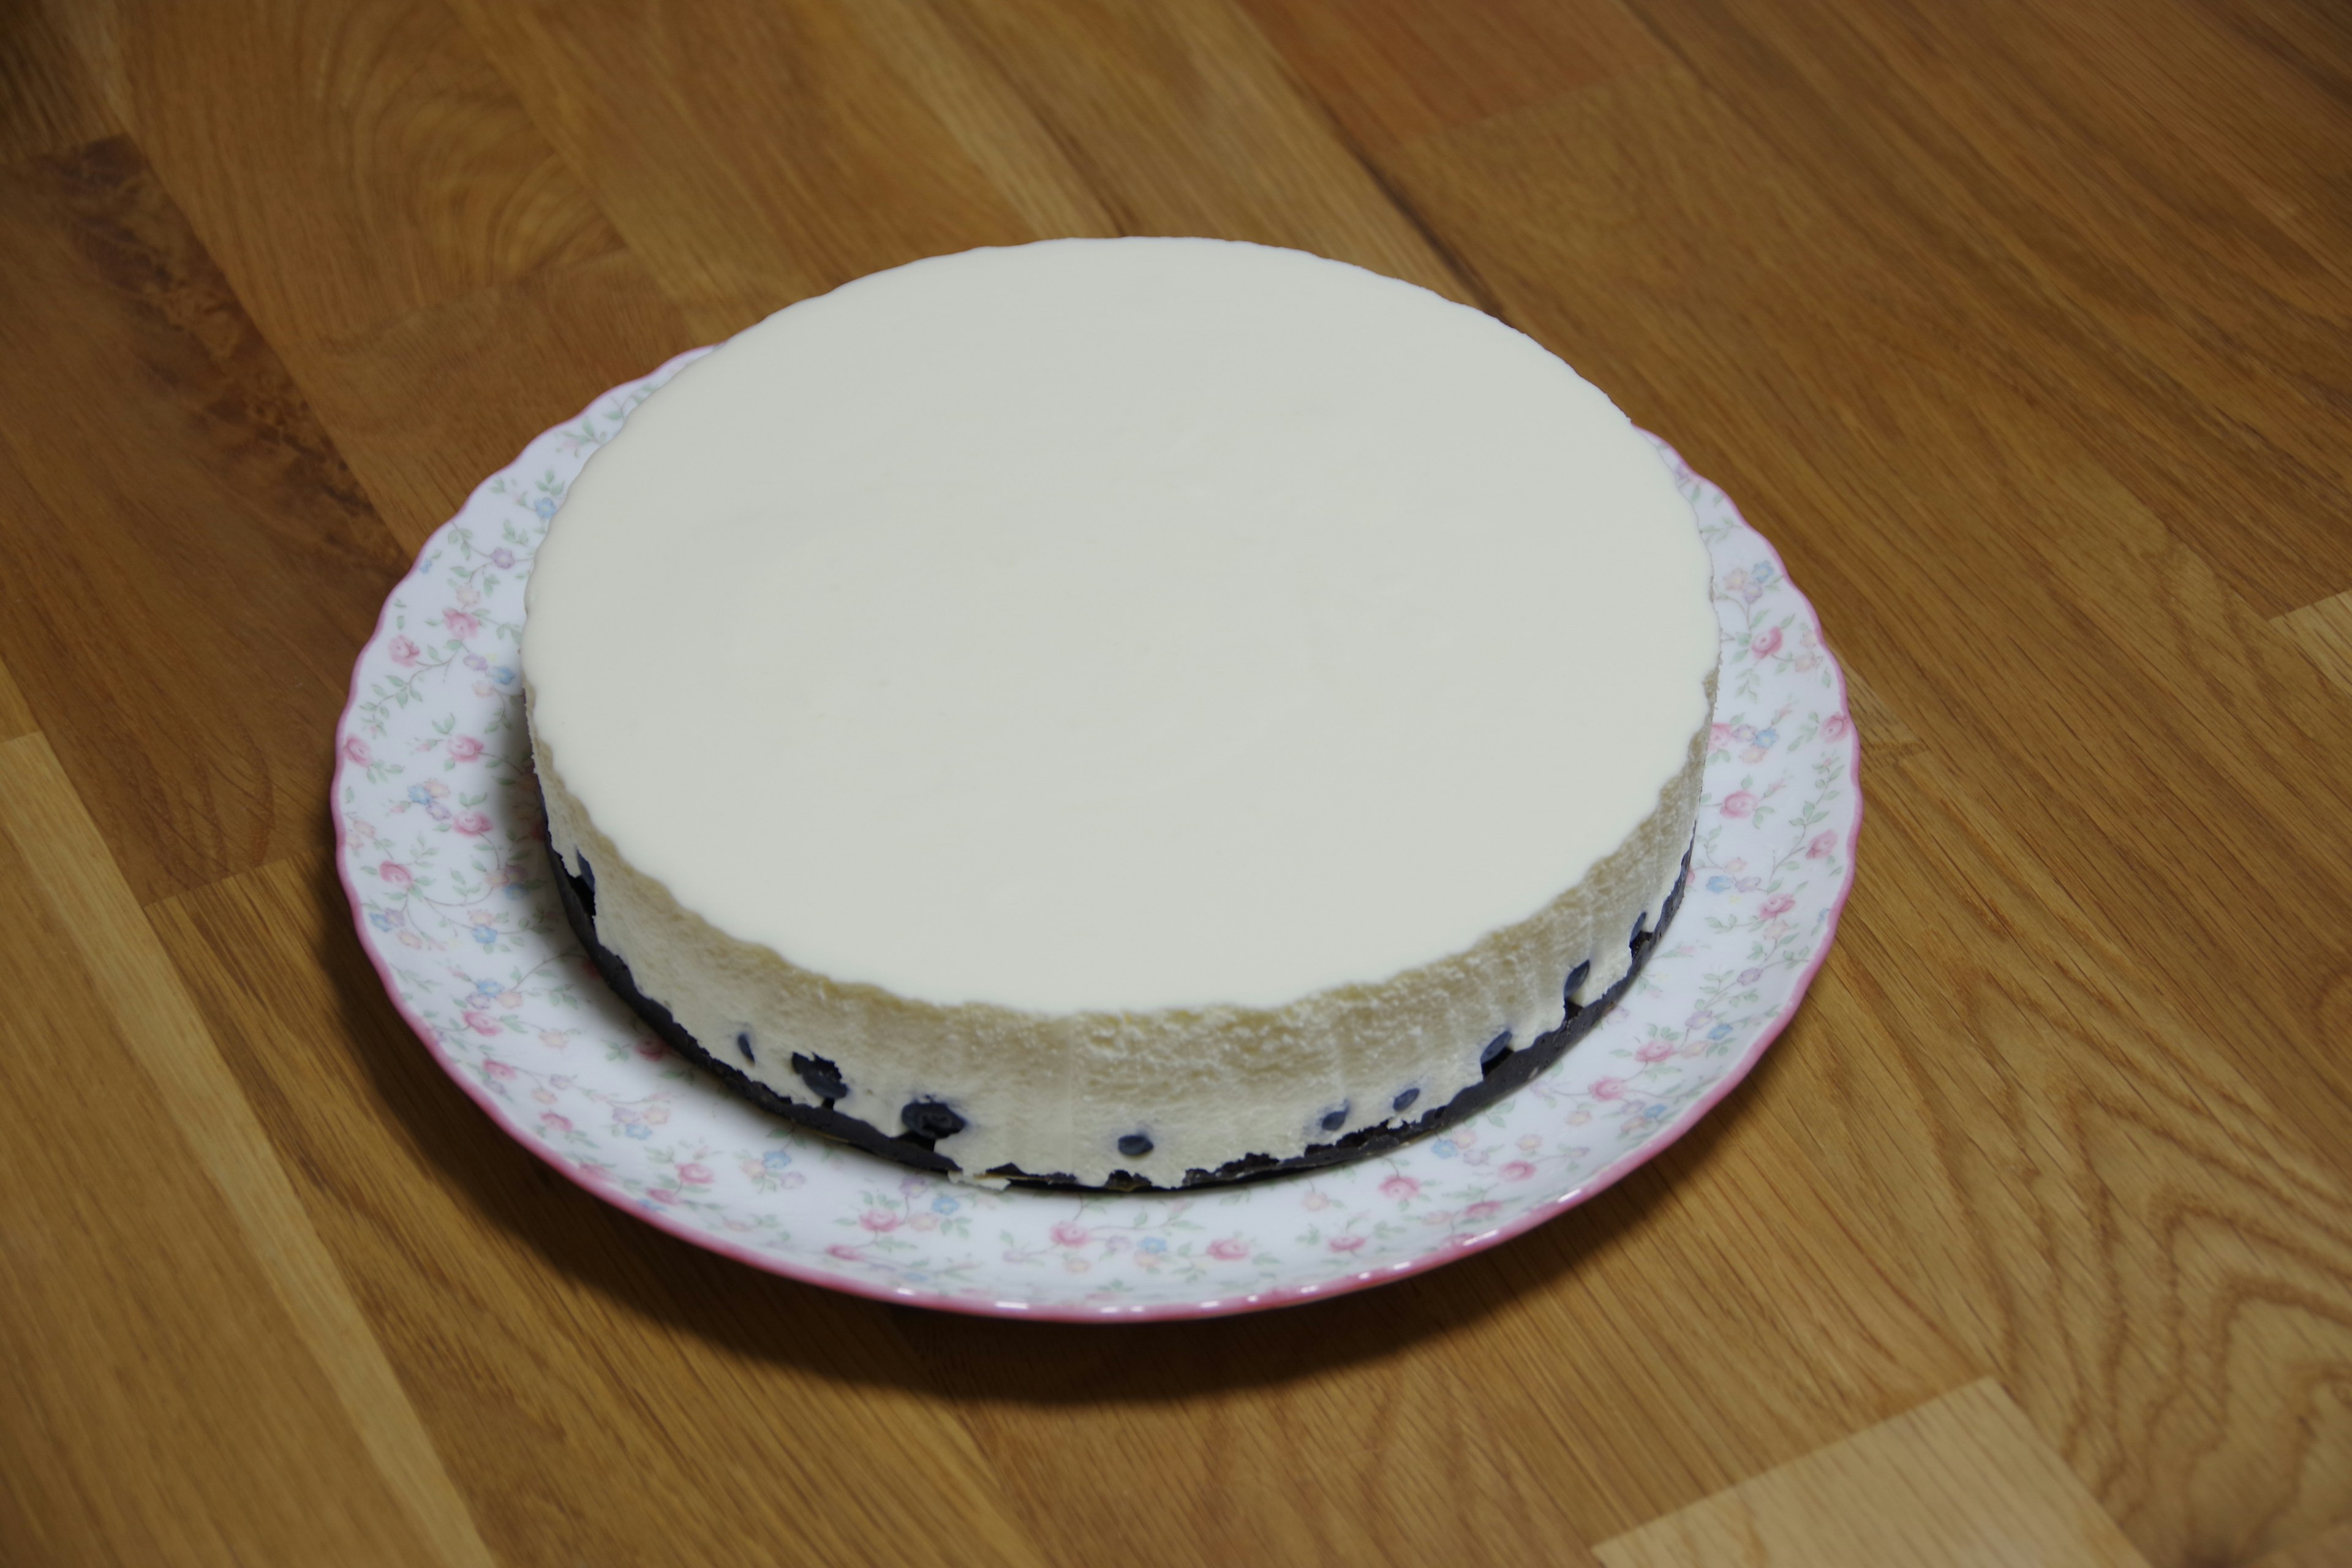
[550,835,1691,1193]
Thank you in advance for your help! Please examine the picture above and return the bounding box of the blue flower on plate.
[763,1149,793,1171]
[932,1194,959,1215]
[1137,1236,1167,1254]
[470,925,500,948]
[1706,875,1733,893]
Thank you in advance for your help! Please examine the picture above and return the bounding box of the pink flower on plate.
[827,1243,863,1262]
[540,1112,572,1133]
[1328,1233,1369,1253]
[378,861,412,889]
[1719,790,1757,819]
[1205,1237,1251,1261]
[1379,1175,1421,1202]
[1709,722,1733,749]
[1636,1039,1675,1063]
[445,734,486,763]
[341,736,371,766]
[1820,711,1852,743]
[677,1162,714,1186]
[646,1188,680,1205]
[1589,1076,1629,1102]
[443,608,480,640]
[1461,1201,1503,1223]
[387,635,420,667]
[453,811,493,836]
[481,1058,516,1080]
[1049,1220,1090,1248]
[465,1011,503,1037]
[1499,1161,1537,1182]
[1752,625,1784,659]
[1807,831,1839,860]
[859,1208,901,1233]
[1757,892,1796,919]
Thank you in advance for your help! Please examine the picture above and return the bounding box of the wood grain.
[1799,737,2352,1564]
[1378,66,2352,1200]
[0,0,119,163]
[1235,0,1668,149]
[445,0,1043,342]
[149,851,1047,1568]
[1610,0,2352,622]
[285,249,693,552]
[2278,591,2352,702]
[5,1,2352,1564]
[914,0,1481,306]
[891,1054,1975,1561]
[0,138,411,905]
[0,734,487,1568]
[1594,1379,2155,1567]
[2252,1518,2352,1568]
[115,0,618,345]
[0,656,34,744]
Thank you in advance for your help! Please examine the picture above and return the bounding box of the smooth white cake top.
[526,239,1716,1012]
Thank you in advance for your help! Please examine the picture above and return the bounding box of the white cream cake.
[524,238,1719,1188]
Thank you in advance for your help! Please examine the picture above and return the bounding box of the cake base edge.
[548,829,1691,1192]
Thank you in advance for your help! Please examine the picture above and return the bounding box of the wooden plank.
[285,249,695,552]
[1603,0,2352,619]
[2277,591,2352,703]
[445,0,1045,342]
[893,1012,1977,1558]
[150,851,1049,1568]
[913,0,1480,305]
[1594,1379,2154,1567]
[1379,67,2352,1210]
[0,733,490,1568]
[0,655,34,742]
[2250,1519,2352,1568]
[0,138,411,905]
[0,0,120,164]
[115,0,617,345]
[1792,737,2352,1565]
[1234,0,1668,149]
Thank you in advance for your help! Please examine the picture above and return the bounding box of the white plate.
[333,350,1861,1321]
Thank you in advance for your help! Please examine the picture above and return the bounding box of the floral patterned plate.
[334,350,1861,1321]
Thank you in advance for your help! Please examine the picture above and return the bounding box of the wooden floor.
[4,1,2351,1564]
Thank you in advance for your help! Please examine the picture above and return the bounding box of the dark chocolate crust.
[549,828,1689,1191]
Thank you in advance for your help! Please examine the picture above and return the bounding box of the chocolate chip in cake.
[571,854,598,919]
[1480,1030,1513,1076]
[1117,1133,1153,1158]
[902,1099,966,1141]
[791,1052,847,1102]
[736,1030,755,1064]
[1320,1103,1351,1134]
[1561,960,1591,1013]
[1392,1087,1421,1114]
